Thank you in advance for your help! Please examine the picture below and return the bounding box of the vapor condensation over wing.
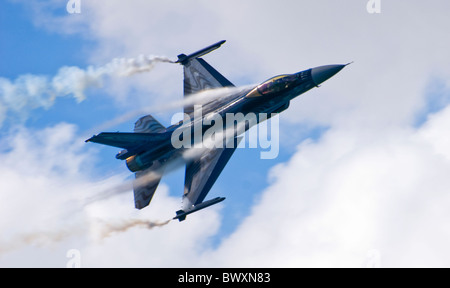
[79,156,185,208]
[80,121,248,208]
[84,84,255,137]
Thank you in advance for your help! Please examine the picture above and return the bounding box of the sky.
[1,0,450,267]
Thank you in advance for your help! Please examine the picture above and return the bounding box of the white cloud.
[0,123,224,267]
[200,105,450,267]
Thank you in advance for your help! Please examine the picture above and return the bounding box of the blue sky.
[2,0,450,267]
[0,2,84,77]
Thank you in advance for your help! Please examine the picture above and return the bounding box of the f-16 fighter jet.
[86,40,348,221]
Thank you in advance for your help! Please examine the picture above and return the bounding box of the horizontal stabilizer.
[85,132,167,150]
[134,164,164,209]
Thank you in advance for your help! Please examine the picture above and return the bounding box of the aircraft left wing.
[182,57,234,96]
[176,40,235,115]
[180,137,242,220]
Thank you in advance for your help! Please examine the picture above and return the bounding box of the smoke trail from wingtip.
[0,55,174,126]
[0,228,77,256]
[97,219,172,240]
[0,217,172,256]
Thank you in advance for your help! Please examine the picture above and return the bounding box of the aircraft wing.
[183,137,242,209]
[177,40,235,115]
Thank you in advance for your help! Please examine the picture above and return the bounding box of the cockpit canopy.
[247,74,300,98]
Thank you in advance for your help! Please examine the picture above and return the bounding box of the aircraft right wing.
[181,137,242,216]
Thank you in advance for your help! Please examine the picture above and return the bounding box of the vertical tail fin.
[134,115,166,133]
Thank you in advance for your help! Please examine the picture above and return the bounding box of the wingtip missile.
[173,197,226,222]
[176,40,226,65]
[85,136,95,143]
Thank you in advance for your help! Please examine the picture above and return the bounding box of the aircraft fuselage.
[125,65,345,173]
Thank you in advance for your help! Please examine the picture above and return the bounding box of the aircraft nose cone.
[311,64,346,86]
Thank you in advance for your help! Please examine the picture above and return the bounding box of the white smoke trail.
[96,219,171,240]
[0,55,174,126]
[0,217,172,256]
[78,156,185,208]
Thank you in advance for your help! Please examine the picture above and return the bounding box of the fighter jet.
[86,40,347,221]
